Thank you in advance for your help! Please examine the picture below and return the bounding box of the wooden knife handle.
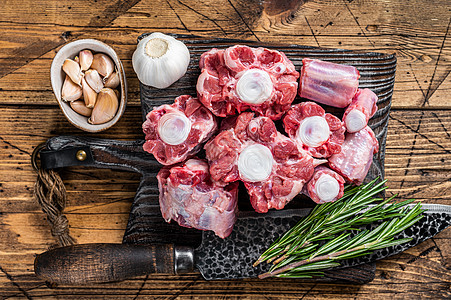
[34,243,184,284]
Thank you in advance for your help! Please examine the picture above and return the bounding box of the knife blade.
[34,204,451,283]
[194,203,451,279]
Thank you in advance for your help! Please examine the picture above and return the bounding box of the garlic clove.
[88,88,118,125]
[84,69,104,93]
[132,32,190,89]
[74,56,80,64]
[238,144,273,182]
[236,69,273,105]
[82,76,97,108]
[79,49,93,71]
[157,112,191,145]
[104,71,120,88]
[314,174,340,203]
[91,53,115,78]
[62,58,83,86]
[296,116,330,147]
[61,75,82,102]
[70,100,93,117]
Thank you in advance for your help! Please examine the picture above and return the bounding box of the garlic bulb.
[296,116,330,147]
[132,32,190,89]
[238,144,273,182]
[236,69,273,105]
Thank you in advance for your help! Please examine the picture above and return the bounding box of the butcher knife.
[35,202,451,284]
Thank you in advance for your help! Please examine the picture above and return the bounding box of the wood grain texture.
[0,0,450,298]
[0,0,450,109]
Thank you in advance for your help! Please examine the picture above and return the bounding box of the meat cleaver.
[34,136,451,284]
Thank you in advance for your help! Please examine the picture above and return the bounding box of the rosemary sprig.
[254,179,424,279]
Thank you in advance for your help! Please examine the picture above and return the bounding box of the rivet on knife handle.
[34,243,178,284]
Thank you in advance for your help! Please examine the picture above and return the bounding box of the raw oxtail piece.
[157,158,239,239]
[283,101,345,158]
[142,95,218,165]
[196,45,299,120]
[343,88,378,133]
[299,58,360,108]
[205,112,322,213]
[328,126,379,185]
[304,166,345,204]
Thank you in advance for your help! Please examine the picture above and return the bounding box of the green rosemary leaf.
[334,230,369,252]
[293,243,318,255]
[276,271,325,279]
[331,207,368,224]
[312,233,350,258]
[374,218,399,240]
[392,214,424,236]
[369,238,413,250]
[290,261,341,272]
[387,199,418,211]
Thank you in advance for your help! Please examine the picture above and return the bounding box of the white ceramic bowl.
[51,39,127,132]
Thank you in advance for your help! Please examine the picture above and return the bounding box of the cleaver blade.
[194,204,451,280]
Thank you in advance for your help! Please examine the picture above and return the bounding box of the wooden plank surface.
[0,0,450,298]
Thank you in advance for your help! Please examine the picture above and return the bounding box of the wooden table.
[1,0,450,298]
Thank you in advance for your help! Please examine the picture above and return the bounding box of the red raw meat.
[283,101,345,158]
[343,88,378,133]
[142,95,217,165]
[196,45,299,120]
[205,112,323,213]
[305,166,345,204]
[299,58,360,108]
[328,126,379,185]
[157,158,239,239]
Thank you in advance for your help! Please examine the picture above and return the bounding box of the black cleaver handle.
[34,243,195,284]
[41,136,159,174]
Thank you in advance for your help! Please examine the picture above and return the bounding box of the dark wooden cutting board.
[42,34,395,283]
[125,33,395,245]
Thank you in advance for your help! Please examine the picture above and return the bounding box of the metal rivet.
[76,150,87,161]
